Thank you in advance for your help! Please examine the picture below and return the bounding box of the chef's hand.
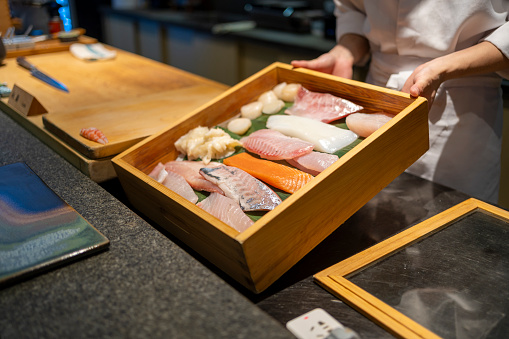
[403,41,509,109]
[402,60,443,109]
[291,47,354,79]
[291,34,370,79]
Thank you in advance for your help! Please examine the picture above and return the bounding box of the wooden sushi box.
[112,62,429,293]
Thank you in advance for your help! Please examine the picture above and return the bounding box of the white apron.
[334,0,508,203]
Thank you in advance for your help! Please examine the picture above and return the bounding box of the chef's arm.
[402,41,509,105]
[291,34,370,79]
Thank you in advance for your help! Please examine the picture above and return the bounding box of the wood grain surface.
[1,48,226,112]
[0,48,228,180]
[0,0,11,36]
[43,84,226,159]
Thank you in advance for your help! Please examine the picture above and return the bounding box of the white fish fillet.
[161,170,199,204]
[165,161,224,194]
[197,193,254,232]
[199,165,281,211]
[345,112,395,138]
[286,151,339,176]
[266,115,358,153]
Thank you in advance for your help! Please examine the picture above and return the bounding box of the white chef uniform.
[334,0,509,203]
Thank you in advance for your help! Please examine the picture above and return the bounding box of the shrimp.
[80,127,109,144]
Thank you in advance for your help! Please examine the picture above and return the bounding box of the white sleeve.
[482,21,509,79]
[333,0,366,43]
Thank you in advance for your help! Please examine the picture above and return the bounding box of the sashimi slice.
[161,170,199,204]
[240,129,314,160]
[267,115,358,153]
[199,165,281,211]
[223,152,313,194]
[286,151,339,176]
[148,162,168,183]
[197,193,254,232]
[345,112,395,138]
[165,160,224,194]
[285,87,363,123]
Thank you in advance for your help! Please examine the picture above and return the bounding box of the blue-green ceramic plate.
[0,162,109,286]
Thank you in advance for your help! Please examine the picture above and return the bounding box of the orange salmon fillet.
[223,152,314,194]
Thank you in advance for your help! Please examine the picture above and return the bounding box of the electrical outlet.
[286,308,344,339]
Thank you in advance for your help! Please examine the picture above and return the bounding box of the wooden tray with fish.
[112,62,429,293]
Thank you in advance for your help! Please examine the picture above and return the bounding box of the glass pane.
[348,211,509,339]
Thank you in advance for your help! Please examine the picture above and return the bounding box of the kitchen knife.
[16,57,69,93]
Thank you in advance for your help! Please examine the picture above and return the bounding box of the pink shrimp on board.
[80,127,109,144]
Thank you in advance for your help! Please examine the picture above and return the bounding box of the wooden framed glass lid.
[315,198,509,339]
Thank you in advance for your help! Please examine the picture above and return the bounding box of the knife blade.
[16,57,69,93]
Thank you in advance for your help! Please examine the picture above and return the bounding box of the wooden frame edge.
[314,198,509,338]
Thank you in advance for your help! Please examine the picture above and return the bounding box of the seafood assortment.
[285,87,363,123]
[266,115,358,153]
[223,152,313,194]
[80,127,109,144]
[146,81,393,232]
[199,165,282,212]
[174,126,242,164]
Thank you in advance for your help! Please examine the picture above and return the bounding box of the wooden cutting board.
[0,48,228,181]
[0,48,226,112]
[43,85,224,159]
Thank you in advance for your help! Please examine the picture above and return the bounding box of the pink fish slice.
[197,193,254,232]
[80,127,109,144]
[164,161,224,194]
[286,151,339,176]
[240,129,314,160]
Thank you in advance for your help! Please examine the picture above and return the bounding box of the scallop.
[258,90,285,114]
[262,100,285,114]
[227,118,252,135]
[281,83,302,102]
[240,101,263,120]
[272,82,287,99]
